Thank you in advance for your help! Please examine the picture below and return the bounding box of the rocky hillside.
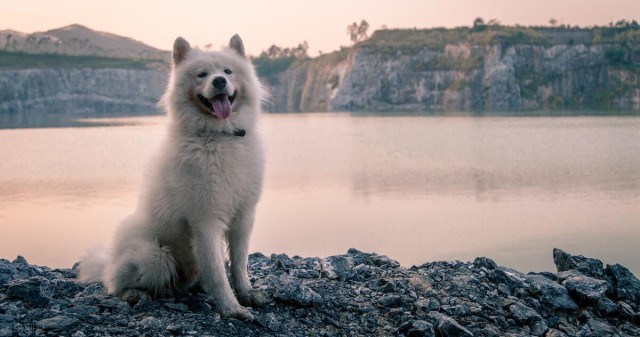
[0,68,167,115]
[1,248,638,336]
[0,25,169,115]
[0,24,168,60]
[261,26,640,113]
[2,25,640,115]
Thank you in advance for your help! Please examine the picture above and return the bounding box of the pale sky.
[2,0,639,56]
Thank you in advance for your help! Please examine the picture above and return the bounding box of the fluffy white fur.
[78,35,266,320]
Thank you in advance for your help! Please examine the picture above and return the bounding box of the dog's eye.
[197,72,208,78]
[224,68,233,75]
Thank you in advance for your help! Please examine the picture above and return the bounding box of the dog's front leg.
[228,206,267,307]
[192,221,253,320]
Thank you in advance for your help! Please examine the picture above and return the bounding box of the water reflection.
[0,113,638,275]
[0,110,162,129]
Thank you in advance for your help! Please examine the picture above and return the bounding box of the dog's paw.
[237,289,268,307]
[218,305,254,320]
[121,288,152,305]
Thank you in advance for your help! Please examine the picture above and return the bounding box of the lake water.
[0,113,639,275]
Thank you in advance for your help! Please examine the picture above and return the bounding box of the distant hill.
[0,24,169,61]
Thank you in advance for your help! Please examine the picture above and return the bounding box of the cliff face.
[265,29,640,113]
[263,51,354,112]
[2,27,639,115]
[0,68,167,114]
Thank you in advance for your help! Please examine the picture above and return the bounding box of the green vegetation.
[545,94,565,110]
[0,51,163,70]
[328,74,340,90]
[447,78,467,91]
[606,47,626,65]
[252,47,349,86]
[358,26,548,53]
[251,56,297,85]
[415,54,483,71]
[359,24,640,53]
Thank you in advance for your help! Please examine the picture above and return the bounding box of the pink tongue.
[211,95,231,119]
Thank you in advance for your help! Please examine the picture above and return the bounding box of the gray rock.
[6,276,51,307]
[509,302,542,324]
[0,259,17,284]
[321,256,355,280]
[429,312,474,337]
[577,319,615,337]
[400,320,435,337]
[273,277,322,306]
[617,301,634,319]
[12,256,29,267]
[559,271,609,305]
[10,256,33,280]
[0,315,14,324]
[371,255,401,268]
[605,263,640,302]
[260,312,280,332]
[138,316,163,330]
[530,319,548,336]
[544,328,568,337]
[99,297,131,314]
[595,297,618,316]
[379,294,403,307]
[553,248,604,279]
[415,297,441,312]
[66,304,100,317]
[36,315,80,331]
[1,247,639,336]
[488,268,527,292]
[52,279,85,298]
[473,257,498,270]
[526,274,578,311]
[165,324,181,334]
[164,302,189,313]
[0,326,12,337]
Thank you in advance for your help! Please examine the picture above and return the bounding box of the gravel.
[0,248,638,336]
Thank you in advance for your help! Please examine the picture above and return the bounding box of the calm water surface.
[0,113,638,274]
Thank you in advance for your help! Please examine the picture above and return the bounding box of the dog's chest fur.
[150,132,263,224]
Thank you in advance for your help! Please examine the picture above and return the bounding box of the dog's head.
[164,35,263,135]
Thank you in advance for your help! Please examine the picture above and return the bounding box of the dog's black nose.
[212,76,227,89]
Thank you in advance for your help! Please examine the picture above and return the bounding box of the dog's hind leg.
[192,220,253,320]
[227,206,267,307]
[105,237,177,300]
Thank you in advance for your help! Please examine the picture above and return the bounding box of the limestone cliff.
[2,26,639,115]
[0,68,167,114]
[263,27,640,113]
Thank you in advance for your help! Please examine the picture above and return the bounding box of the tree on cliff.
[473,17,486,31]
[258,41,309,59]
[251,41,309,85]
[347,20,370,44]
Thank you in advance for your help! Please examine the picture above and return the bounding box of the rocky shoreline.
[1,248,638,337]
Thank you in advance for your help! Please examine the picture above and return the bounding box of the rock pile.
[0,248,638,336]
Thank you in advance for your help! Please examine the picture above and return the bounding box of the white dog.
[79,35,266,320]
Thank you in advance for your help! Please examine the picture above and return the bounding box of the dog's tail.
[77,246,109,284]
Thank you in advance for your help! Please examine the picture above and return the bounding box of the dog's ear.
[229,34,245,57]
[173,37,191,65]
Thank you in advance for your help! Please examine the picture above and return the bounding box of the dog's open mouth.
[196,91,237,119]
